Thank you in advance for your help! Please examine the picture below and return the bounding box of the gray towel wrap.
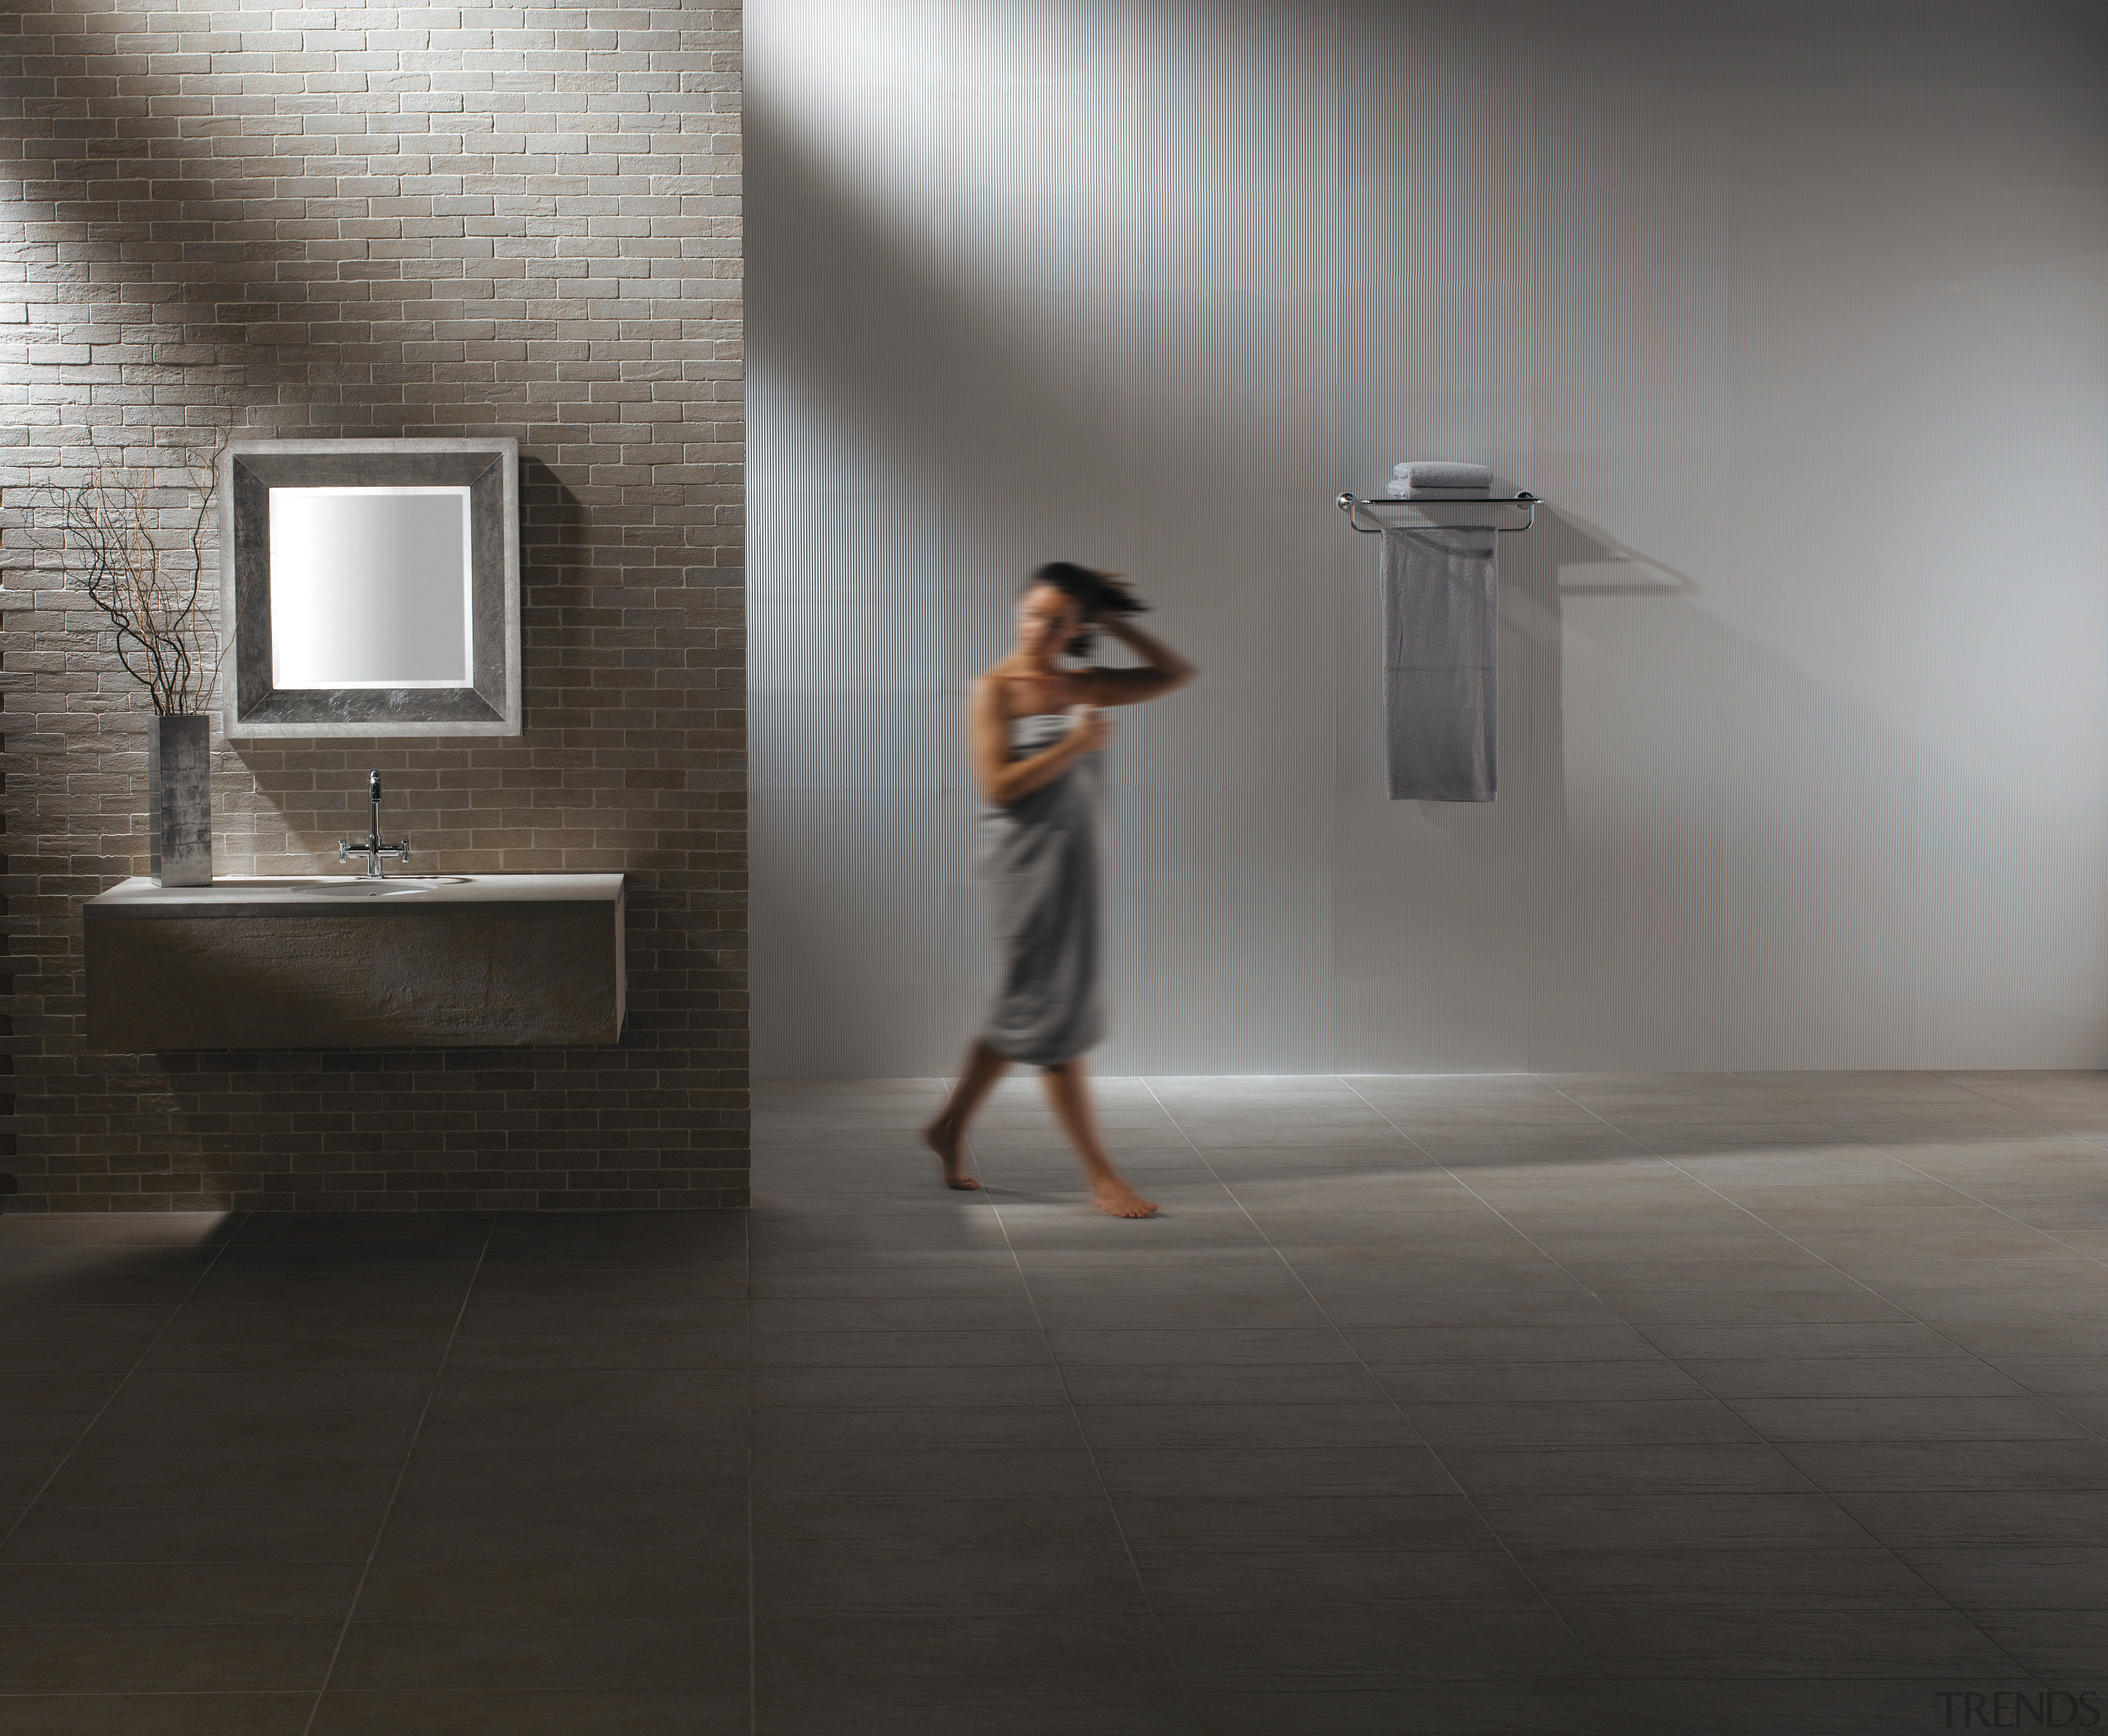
[978,712,1106,1065]
[1383,524,1498,802]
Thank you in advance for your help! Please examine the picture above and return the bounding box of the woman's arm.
[968,677,1112,805]
[1077,615,1197,707]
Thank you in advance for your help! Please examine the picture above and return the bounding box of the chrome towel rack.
[1337,491,1538,534]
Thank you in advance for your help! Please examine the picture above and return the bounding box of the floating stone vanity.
[85,874,625,1050]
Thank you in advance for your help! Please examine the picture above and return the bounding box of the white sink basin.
[287,877,469,898]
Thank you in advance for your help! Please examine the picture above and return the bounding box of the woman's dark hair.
[1025,562,1146,657]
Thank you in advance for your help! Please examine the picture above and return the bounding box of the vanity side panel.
[86,907,623,1050]
[614,881,627,1037]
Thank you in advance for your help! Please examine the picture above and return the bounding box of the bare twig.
[15,431,228,716]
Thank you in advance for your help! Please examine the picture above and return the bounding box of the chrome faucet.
[339,771,413,879]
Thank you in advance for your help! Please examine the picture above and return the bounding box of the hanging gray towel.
[1383,524,1498,801]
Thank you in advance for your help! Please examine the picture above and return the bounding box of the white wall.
[748,0,2108,1077]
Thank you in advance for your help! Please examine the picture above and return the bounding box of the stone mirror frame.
[221,436,522,738]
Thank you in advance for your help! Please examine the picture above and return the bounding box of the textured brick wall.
[0,2,746,1210]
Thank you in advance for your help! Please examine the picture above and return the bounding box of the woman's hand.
[1067,704,1113,752]
[970,679,1113,805]
[1089,581,1141,627]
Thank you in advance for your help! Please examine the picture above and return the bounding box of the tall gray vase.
[148,713,212,887]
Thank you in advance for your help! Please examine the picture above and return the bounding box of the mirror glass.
[268,488,474,688]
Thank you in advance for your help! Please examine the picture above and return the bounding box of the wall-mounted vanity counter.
[85,874,624,1050]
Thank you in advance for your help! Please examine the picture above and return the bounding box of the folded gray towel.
[1390,460,1491,496]
[1387,479,1493,499]
[1382,524,1498,802]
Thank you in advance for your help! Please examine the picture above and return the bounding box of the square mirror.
[222,436,521,737]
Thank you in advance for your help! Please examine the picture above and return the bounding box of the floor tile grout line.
[1656,1077,2108,1444]
[1135,1075,1597,1666]
[960,1075,1206,1734]
[298,1211,497,1736]
[1899,1071,2108,1161]
[1528,1075,2085,1366]
[0,1209,249,1561]
[1765,1141,2108,1445]
[1341,1083,1966,1476]
[1976,1095,2108,1160]
[1531,1074,2056,1683]
[25,1164,2082,1712]
[770,1080,2088,1692]
[1725,1070,2108,1283]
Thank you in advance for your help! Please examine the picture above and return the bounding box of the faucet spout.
[339,769,413,880]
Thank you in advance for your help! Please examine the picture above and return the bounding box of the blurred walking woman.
[923,563,1196,1216]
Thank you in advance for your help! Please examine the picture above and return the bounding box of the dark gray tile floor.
[3,1068,2106,1733]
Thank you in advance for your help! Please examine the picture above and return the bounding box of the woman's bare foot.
[921,1120,982,1190]
[1091,1176,1158,1218]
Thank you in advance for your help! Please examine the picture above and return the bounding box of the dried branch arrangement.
[19,436,226,716]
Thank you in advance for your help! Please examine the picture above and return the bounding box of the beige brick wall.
[0,2,746,1209]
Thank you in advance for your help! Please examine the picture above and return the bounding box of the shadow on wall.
[1543,508,1699,600]
[4,10,749,1206]
[1474,491,1695,859]
[9,41,711,875]
[751,80,1747,1074]
[219,457,599,870]
[1328,490,1706,1074]
[744,88,1145,507]
[3,14,451,432]
[746,58,1737,1073]
[747,83,1164,1073]
[8,33,547,860]
[1509,526,2087,1072]
[745,6,2105,1075]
